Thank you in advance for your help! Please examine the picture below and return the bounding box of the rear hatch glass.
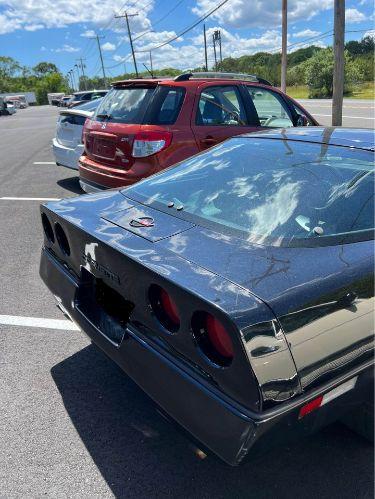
[86,85,185,165]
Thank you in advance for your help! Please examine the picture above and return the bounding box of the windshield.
[94,86,155,124]
[124,137,374,247]
[74,98,103,111]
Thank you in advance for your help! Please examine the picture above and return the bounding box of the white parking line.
[0,197,60,201]
[33,162,55,165]
[0,315,80,331]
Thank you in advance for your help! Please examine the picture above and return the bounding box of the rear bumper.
[52,138,83,170]
[79,156,157,190]
[40,247,374,465]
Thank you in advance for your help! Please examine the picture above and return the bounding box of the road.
[298,99,375,128]
[0,105,373,498]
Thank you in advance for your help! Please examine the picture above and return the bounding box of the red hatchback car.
[79,72,318,193]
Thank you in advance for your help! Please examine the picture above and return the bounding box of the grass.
[286,81,374,100]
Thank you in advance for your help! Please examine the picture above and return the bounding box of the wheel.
[341,401,374,443]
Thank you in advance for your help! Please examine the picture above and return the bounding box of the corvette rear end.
[40,129,374,464]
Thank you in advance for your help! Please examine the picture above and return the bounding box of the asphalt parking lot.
[0,105,373,498]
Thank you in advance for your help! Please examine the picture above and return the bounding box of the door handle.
[201,136,216,146]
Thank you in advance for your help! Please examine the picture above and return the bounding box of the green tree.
[305,48,360,98]
[33,62,59,76]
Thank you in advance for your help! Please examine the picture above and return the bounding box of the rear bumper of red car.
[40,246,374,465]
[79,155,158,191]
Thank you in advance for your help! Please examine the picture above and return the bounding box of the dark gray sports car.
[40,127,374,465]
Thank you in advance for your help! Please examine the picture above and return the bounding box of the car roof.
[240,127,375,151]
[111,78,275,89]
[73,90,107,95]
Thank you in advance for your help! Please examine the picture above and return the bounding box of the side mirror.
[296,115,308,127]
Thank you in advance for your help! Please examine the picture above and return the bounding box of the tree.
[305,48,360,98]
[33,62,59,76]
[35,72,68,104]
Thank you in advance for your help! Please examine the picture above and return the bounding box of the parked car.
[67,90,107,109]
[79,72,318,193]
[2,101,17,115]
[58,96,73,108]
[40,127,374,465]
[52,98,103,171]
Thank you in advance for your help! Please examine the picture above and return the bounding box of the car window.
[196,86,247,126]
[290,102,315,126]
[125,138,374,247]
[245,87,293,127]
[94,86,155,124]
[145,87,185,125]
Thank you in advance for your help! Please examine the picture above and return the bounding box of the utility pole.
[332,0,345,126]
[89,34,107,88]
[203,24,208,71]
[74,64,81,90]
[115,12,139,77]
[281,0,287,93]
[149,51,153,76]
[212,33,217,71]
[212,30,222,70]
[76,58,87,90]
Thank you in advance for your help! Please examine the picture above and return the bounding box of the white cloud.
[53,44,80,53]
[192,0,333,29]
[293,29,321,38]
[101,42,116,51]
[0,0,154,34]
[363,30,375,39]
[113,54,127,62]
[81,29,96,38]
[40,46,47,51]
[345,8,366,23]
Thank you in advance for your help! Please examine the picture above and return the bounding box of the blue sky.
[0,0,373,77]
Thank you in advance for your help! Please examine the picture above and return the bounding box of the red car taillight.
[132,130,172,158]
[81,118,89,144]
[192,312,234,366]
[149,284,180,332]
[205,314,234,359]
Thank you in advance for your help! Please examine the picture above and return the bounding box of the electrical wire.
[134,0,231,53]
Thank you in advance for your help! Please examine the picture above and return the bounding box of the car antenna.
[142,63,154,79]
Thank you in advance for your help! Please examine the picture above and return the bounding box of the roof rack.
[174,72,272,86]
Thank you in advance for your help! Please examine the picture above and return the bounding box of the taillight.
[41,213,54,243]
[81,118,89,144]
[192,312,234,367]
[149,284,180,332]
[55,223,70,256]
[132,130,172,158]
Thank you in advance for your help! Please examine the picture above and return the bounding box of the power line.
[131,0,186,43]
[134,0,231,53]
[114,12,139,76]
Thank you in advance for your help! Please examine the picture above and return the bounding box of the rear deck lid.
[102,204,195,242]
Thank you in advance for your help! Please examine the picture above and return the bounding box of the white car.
[52,98,102,171]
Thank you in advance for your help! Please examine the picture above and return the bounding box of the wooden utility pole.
[115,12,139,77]
[76,58,87,90]
[203,24,208,71]
[89,34,107,88]
[281,0,287,93]
[332,0,345,126]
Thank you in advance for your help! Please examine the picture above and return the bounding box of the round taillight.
[55,223,70,256]
[192,312,234,367]
[149,284,180,332]
[41,213,54,243]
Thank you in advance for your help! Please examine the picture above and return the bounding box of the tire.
[341,401,374,443]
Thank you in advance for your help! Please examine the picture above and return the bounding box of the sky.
[0,0,374,78]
